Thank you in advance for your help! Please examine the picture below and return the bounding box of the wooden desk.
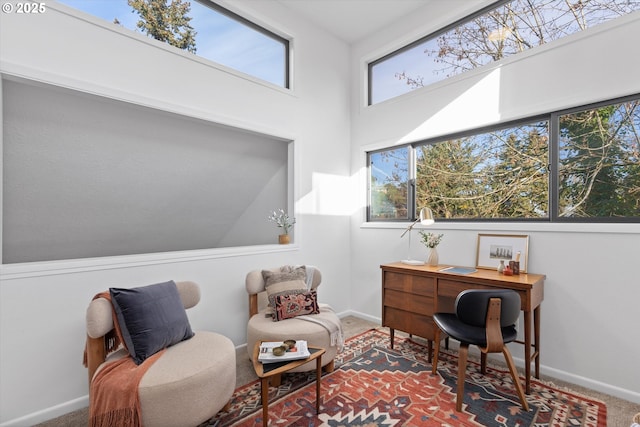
[381,262,545,394]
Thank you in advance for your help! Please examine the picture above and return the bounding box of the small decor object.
[509,260,520,275]
[498,260,505,274]
[419,231,443,267]
[503,264,513,276]
[476,234,529,273]
[268,209,295,244]
[278,234,290,244]
[426,248,439,267]
[509,251,521,274]
[283,339,297,349]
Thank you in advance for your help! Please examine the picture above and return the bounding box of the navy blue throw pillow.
[110,280,194,365]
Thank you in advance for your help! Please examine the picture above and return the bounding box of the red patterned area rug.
[203,329,606,426]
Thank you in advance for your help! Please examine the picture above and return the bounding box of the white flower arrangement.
[419,231,443,249]
[268,209,296,234]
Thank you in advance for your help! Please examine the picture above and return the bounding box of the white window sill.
[361,221,640,234]
[0,244,299,280]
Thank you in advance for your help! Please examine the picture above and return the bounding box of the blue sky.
[57,0,286,86]
[371,40,441,105]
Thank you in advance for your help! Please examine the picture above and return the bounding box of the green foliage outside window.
[128,0,197,53]
[415,122,549,220]
[369,97,640,222]
[558,100,640,219]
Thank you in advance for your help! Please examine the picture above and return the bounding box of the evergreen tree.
[128,0,196,53]
[416,138,483,219]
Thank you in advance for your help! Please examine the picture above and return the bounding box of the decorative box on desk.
[380,262,545,394]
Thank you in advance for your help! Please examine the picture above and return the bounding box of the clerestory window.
[57,0,290,88]
[368,94,640,223]
[369,0,640,105]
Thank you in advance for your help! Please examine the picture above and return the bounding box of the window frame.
[199,0,290,89]
[367,144,413,222]
[368,0,638,106]
[367,93,640,224]
[54,0,291,89]
[368,0,507,105]
[550,94,640,224]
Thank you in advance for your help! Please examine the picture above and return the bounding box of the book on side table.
[258,340,310,363]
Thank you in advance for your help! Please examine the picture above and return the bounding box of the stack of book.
[258,340,310,363]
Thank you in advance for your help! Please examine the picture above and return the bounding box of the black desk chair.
[431,289,529,412]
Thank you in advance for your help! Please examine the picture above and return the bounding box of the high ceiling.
[276,0,430,44]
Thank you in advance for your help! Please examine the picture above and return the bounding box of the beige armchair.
[85,281,235,427]
[245,266,342,381]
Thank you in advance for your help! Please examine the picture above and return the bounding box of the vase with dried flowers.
[268,209,296,244]
[419,231,443,266]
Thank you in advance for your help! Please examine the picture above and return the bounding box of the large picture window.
[368,94,640,223]
[369,0,639,105]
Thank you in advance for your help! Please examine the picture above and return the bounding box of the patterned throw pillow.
[263,266,308,309]
[262,265,306,287]
[273,289,319,321]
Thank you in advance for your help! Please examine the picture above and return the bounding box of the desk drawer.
[384,289,433,316]
[384,306,435,340]
[437,279,490,298]
[437,279,527,311]
[384,272,434,297]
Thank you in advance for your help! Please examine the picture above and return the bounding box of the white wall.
[0,1,351,425]
[349,4,640,405]
[1,1,639,424]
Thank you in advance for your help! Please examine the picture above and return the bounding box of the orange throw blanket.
[84,292,164,427]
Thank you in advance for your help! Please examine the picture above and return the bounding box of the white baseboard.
[338,309,380,325]
[535,364,640,404]
[0,396,88,427]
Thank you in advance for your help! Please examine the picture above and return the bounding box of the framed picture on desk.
[476,234,529,273]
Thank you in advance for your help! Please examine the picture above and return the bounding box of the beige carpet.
[36,316,639,427]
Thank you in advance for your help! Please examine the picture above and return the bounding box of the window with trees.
[368,95,640,223]
[369,146,410,220]
[557,99,640,220]
[369,0,639,105]
[57,0,289,88]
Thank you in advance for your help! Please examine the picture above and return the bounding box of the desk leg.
[390,328,395,349]
[316,356,322,413]
[534,305,541,379]
[261,378,269,427]
[524,310,532,394]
